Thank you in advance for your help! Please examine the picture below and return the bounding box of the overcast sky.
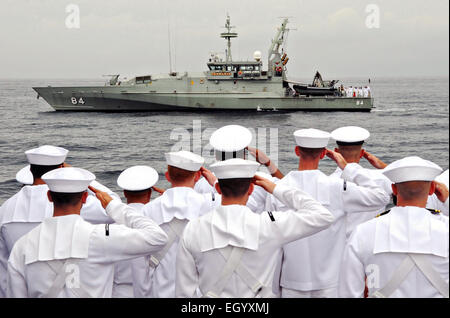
[0,0,448,79]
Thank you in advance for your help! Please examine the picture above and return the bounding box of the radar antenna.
[220,14,238,63]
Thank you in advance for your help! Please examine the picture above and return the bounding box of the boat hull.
[33,86,374,112]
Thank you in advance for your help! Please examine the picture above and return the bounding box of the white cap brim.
[42,167,95,193]
[331,126,370,143]
[210,159,260,179]
[210,125,253,152]
[117,165,159,191]
[165,151,204,171]
[293,129,330,148]
[16,165,33,185]
[382,156,443,183]
[25,145,68,166]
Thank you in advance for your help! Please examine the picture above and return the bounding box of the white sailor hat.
[331,126,370,145]
[16,165,33,185]
[25,145,68,166]
[293,128,330,148]
[165,151,205,171]
[210,125,253,152]
[42,167,95,193]
[210,158,260,179]
[382,156,443,183]
[117,165,159,191]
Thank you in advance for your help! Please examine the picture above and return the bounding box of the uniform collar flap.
[373,206,449,257]
[1,185,53,225]
[145,187,210,225]
[200,205,260,252]
[24,214,95,264]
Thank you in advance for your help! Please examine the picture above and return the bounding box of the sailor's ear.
[391,184,398,196]
[215,182,222,195]
[194,170,202,182]
[319,148,327,159]
[81,191,89,204]
[295,146,301,157]
[47,191,53,203]
[334,148,340,153]
[360,149,365,159]
[248,183,255,196]
[165,171,171,183]
[429,181,436,196]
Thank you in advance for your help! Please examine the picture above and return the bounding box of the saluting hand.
[200,167,218,187]
[152,186,165,196]
[88,185,113,209]
[362,150,387,169]
[252,175,276,194]
[247,146,270,165]
[433,181,449,204]
[326,149,348,170]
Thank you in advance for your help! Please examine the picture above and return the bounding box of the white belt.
[149,218,188,268]
[43,259,92,298]
[370,253,449,298]
[203,246,274,298]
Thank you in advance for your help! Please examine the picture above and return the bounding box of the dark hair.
[30,164,62,180]
[298,147,325,160]
[167,165,196,183]
[336,141,365,146]
[218,178,252,198]
[49,191,85,206]
[124,188,152,199]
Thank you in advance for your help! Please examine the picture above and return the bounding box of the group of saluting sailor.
[339,86,371,98]
[0,125,448,298]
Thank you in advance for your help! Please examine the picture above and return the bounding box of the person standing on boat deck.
[133,151,219,298]
[266,128,390,298]
[175,159,334,298]
[330,126,392,239]
[0,145,119,298]
[194,124,283,213]
[112,165,160,298]
[346,86,353,98]
[339,157,449,298]
[7,167,168,298]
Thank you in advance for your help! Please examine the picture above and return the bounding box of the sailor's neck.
[53,207,81,217]
[298,161,320,171]
[221,196,248,206]
[396,199,428,209]
[171,183,195,189]
[33,178,46,186]
[127,199,150,205]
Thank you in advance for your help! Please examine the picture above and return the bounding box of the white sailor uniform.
[111,202,145,298]
[175,184,335,298]
[196,171,278,214]
[7,199,168,298]
[267,164,390,297]
[330,166,392,238]
[0,181,119,298]
[338,206,449,298]
[132,187,219,298]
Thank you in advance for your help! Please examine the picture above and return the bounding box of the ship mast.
[220,14,238,63]
[268,18,290,77]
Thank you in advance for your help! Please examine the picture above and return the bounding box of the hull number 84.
[71,97,85,105]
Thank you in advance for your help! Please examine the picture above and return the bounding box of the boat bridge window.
[136,76,152,84]
[209,65,224,71]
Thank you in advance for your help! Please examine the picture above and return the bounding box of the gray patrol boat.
[33,16,373,112]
